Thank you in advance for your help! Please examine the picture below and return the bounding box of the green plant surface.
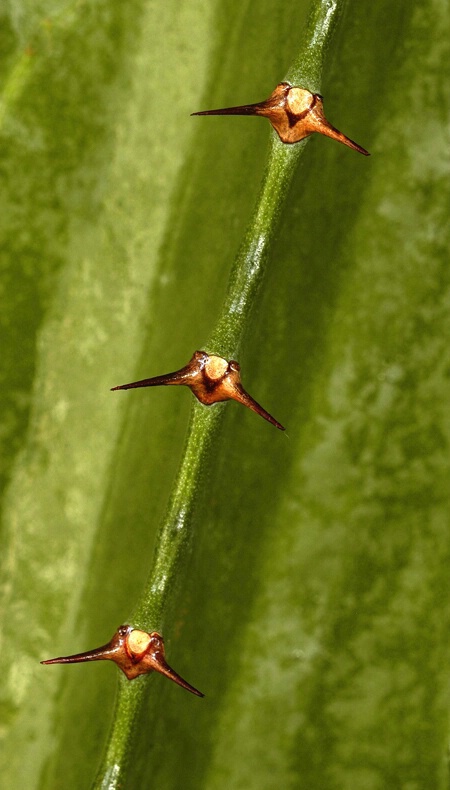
[0,0,449,788]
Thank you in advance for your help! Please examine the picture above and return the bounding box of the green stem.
[133,401,224,631]
[286,0,345,90]
[95,677,146,790]
[94,0,345,786]
[209,139,306,359]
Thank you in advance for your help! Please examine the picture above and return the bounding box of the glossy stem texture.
[94,1,345,787]
[209,0,343,359]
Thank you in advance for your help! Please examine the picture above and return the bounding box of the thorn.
[193,82,369,154]
[42,625,204,696]
[191,102,269,118]
[145,642,204,697]
[230,380,285,431]
[112,350,284,430]
[111,361,196,391]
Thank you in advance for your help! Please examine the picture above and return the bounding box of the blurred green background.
[0,0,449,788]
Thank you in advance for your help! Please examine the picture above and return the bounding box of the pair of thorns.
[114,83,369,433]
[42,83,368,695]
[42,351,282,695]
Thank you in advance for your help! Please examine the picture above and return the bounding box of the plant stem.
[94,0,345,786]
[210,0,345,359]
[133,401,224,632]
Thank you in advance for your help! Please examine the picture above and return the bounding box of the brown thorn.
[192,82,369,155]
[111,372,184,390]
[231,383,285,431]
[191,102,266,117]
[306,102,370,156]
[153,657,204,697]
[112,351,284,430]
[41,627,127,667]
[140,632,204,696]
[111,356,203,391]
[41,642,115,665]
[320,125,370,155]
[42,626,204,696]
